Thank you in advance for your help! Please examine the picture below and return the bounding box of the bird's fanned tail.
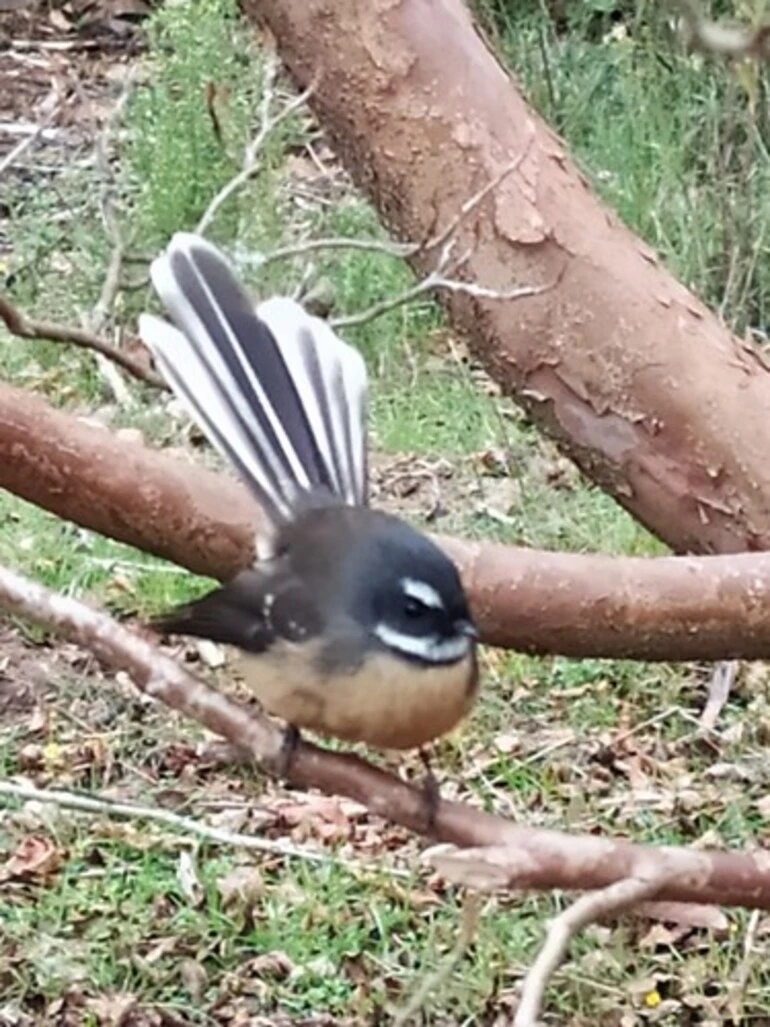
[138,233,368,530]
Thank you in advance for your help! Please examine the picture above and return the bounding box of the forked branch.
[0,293,165,389]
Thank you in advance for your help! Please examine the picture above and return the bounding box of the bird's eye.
[403,596,427,618]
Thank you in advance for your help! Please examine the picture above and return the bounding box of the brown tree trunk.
[246,0,770,556]
[8,378,770,662]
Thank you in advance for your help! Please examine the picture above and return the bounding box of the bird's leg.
[277,723,302,780]
[418,746,441,832]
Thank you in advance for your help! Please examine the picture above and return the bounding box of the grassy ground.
[2,1,770,1023]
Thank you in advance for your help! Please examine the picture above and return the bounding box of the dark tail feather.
[139,233,369,529]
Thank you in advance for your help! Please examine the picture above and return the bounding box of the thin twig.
[88,72,137,405]
[729,908,761,1018]
[610,705,685,748]
[675,0,770,60]
[330,267,448,329]
[700,659,739,731]
[91,240,125,338]
[514,871,671,1027]
[0,292,166,389]
[0,779,395,875]
[0,122,62,139]
[197,60,317,235]
[331,247,562,330]
[253,136,534,279]
[94,72,135,260]
[256,235,417,266]
[393,891,482,1026]
[0,86,62,178]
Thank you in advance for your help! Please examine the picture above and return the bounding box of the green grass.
[2,0,770,1022]
[475,0,770,335]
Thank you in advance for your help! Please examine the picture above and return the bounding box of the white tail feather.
[139,233,369,527]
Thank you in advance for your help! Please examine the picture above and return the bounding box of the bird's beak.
[456,619,479,639]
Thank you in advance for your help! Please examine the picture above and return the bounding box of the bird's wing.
[152,567,324,652]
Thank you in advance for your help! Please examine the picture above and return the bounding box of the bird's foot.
[276,723,301,780]
[418,747,441,833]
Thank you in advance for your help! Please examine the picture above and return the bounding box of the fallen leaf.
[142,935,178,965]
[635,901,729,933]
[26,704,47,734]
[217,865,265,909]
[180,959,207,1002]
[492,731,520,754]
[207,807,251,833]
[177,850,203,905]
[17,742,45,771]
[85,992,137,1026]
[303,955,336,977]
[279,794,355,842]
[2,835,64,882]
[638,922,685,949]
[196,639,226,668]
[245,951,294,980]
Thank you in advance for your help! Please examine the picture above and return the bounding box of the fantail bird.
[139,233,479,757]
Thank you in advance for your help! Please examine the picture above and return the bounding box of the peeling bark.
[245,0,770,555]
[7,379,770,661]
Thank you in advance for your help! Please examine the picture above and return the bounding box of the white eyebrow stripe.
[373,624,470,664]
[401,578,444,610]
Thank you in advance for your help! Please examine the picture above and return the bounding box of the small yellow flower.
[43,741,62,766]
[644,989,662,1008]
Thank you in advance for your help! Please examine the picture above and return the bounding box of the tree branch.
[0,293,166,390]
[0,560,769,914]
[514,871,671,1027]
[244,0,770,559]
[10,377,770,662]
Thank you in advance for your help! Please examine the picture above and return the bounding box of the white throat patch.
[400,577,444,610]
[373,623,470,664]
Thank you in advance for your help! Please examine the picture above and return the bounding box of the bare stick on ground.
[700,659,739,730]
[0,84,63,177]
[0,779,383,873]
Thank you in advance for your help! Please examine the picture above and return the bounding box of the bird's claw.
[419,747,441,832]
[277,723,301,779]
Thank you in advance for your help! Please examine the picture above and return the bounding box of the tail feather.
[138,233,368,526]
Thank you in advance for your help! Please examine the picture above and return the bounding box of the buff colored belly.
[236,642,477,750]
